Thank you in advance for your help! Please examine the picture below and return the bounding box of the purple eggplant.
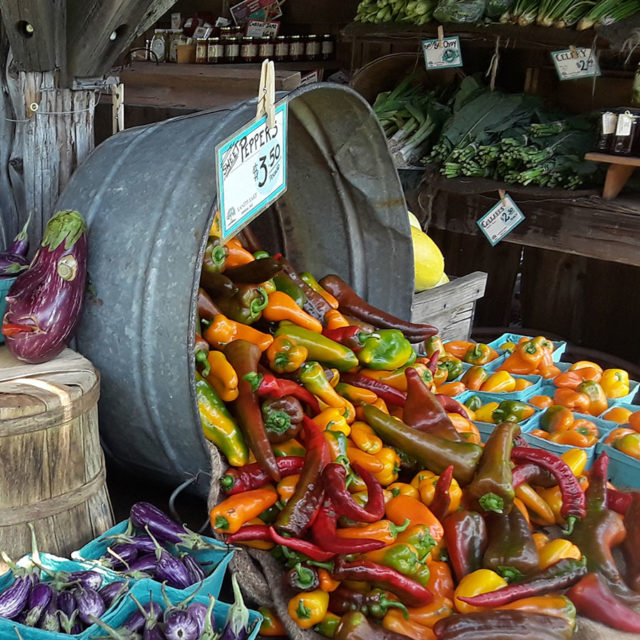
[3,209,87,364]
[105,544,139,571]
[59,610,80,634]
[186,601,215,637]
[57,591,76,617]
[124,601,163,633]
[4,213,31,258]
[0,574,33,619]
[220,575,249,640]
[24,582,52,626]
[163,609,199,640]
[74,586,106,625]
[154,551,192,590]
[67,570,103,591]
[129,503,207,550]
[99,581,129,608]
[40,611,61,632]
[181,555,205,584]
[0,253,29,279]
[126,554,158,577]
[144,625,166,640]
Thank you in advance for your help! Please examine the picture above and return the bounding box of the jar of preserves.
[167,30,182,63]
[289,35,304,62]
[150,29,167,63]
[595,111,618,153]
[207,37,224,64]
[240,36,258,63]
[275,35,289,62]
[321,34,335,61]
[195,38,208,63]
[225,36,240,63]
[258,37,275,60]
[220,26,233,40]
[612,110,640,156]
[305,34,320,61]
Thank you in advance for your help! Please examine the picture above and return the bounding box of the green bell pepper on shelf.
[492,400,536,424]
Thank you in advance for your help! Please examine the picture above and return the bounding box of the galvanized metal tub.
[56,83,413,493]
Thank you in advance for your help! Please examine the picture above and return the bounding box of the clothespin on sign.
[569,45,579,59]
[498,189,507,206]
[437,25,444,47]
[111,83,124,134]
[257,59,276,130]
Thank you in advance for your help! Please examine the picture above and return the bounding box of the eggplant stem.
[106,547,131,571]
[168,474,202,524]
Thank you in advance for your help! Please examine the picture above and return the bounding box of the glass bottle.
[207,37,223,64]
[225,36,240,63]
[195,38,208,63]
[305,34,320,61]
[150,29,167,63]
[321,34,335,61]
[289,35,304,62]
[275,35,289,62]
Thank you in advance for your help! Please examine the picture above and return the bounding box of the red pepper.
[248,372,321,414]
[430,465,453,521]
[607,488,632,515]
[435,395,470,419]
[220,457,305,495]
[511,447,585,522]
[568,573,640,633]
[340,372,406,407]
[623,492,640,590]
[426,350,439,375]
[312,500,386,554]
[268,526,335,561]
[323,462,385,523]
[322,326,368,352]
[332,557,434,607]
[511,463,555,489]
[226,525,272,543]
[1,322,35,336]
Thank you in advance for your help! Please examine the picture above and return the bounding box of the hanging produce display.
[354,0,640,28]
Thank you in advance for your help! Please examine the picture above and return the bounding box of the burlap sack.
[207,442,640,639]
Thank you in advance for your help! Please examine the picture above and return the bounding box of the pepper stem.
[389,519,411,537]
[479,492,505,514]
[562,515,578,536]
[220,474,235,491]
[195,350,211,377]
[242,372,263,393]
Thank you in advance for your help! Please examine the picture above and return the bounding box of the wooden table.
[585,152,640,200]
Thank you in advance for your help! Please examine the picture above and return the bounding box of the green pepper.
[195,373,249,467]
[397,524,436,561]
[463,343,495,365]
[202,236,227,275]
[357,329,416,371]
[275,324,359,371]
[484,507,540,576]
[492,401,532,423]
[464,394,483,412]
[437,356,464,382]
[363,405,483,485]
[273,273,306,308]
[300,272,334,301]
[425,336,444,358]
[325,429,348,458]
[215,284,268,325]
[365,589,409,620]
[315,613,341,638]
[365,543,426,584]
[468,421,520,514]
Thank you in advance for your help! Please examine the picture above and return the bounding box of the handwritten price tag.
[422,36,463,70]
[216,101,288,241]
[551,48,600,81]
[477,194,525,246]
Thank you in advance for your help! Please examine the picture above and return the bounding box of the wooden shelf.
[585,152,640,200]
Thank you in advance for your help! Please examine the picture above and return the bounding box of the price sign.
[422,36,463,70]
[246,19,280,38]
[551,48,600,81]
[477,194,525,246]
[216,101,287,241]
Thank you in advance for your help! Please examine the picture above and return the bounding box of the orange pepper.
[539,365,561,379]
[480,371,516,393]
[529,395,553,409]
[436,381,466,397]
[498,352,536,375]
[572,418,600,440]
[553,371,583,390]
[447,413,481,445]
[602,407,633,424]
[630,412,640,432]
[262,291,323,333]
[336,520,404,545]
[347,446,384,473]
[210,486,278,533]
[515,339,546,368]
[266,335,308,374]
[549,430,595,448]
[317,568,340,592]
[442,341,474,359]
[232,518,275,550]
[324,309,349,329]
[569,360,603,378]
[529,428,550,440]
[553,388,591,413]
[277,474,300,502]
[258,607,287,636]
[382,610,436,640]
[385,495,444,542]
[204,350,239,402]
[405,598,454,628]
[613,432,640,459]
[204,314,273,351]
[513,497,530,526]
[426,561,455,601]
[359,368,409,392]
[604,427,636,445]
[542,406,575,433]
[350,421,383,454]
[576,380,608,417]
[514,378,533,391]
[387,482,420,499]
[461,366,489,391]
[224,237,255,267]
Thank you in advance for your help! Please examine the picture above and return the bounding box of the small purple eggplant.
[24,582,52,626]
[186,601,214,637]
[126,553,158,577]
[196,597,218,640]
[129,504,208,550]
[124,601,163,633]
[181,555,205,585]
[0,574,33,619]
[99,581,129,608]
[111,536,158,555]
[57,590,76,617]
[67,570,103,591]
[59,610,80,634]
[220,575,249,640]
[40,611,61,632]
[3,213,31,258]
[144,625,166,640]
[154,551,191,590]
[74,586,106,625]
[3,210,87,364]
[0,253,29,279]
[163,609,200,640]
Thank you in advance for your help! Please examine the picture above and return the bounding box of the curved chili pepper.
[430,465,453,521]
[608,488,633,515]
[404,368,460,441]
[332,557,433,607]
[426,350,439,374]
[268,527,335,561]
[322,463,385,523]
[312,500,386,554]
[279,259,333,323]
[220,456,305,494]
[511,463,556,489]
[322,326,368,352]
[274,416,330,536]
[203,236,228,275]
[340,372,406,407]
[225,340,281,483]
[435,394,470,419]
[319,274,438,343]
[226,524,272,544]
[224,256,282,283]
[511,447,585,520]
[246,372,321,414]
[197,287,222,321]
[458,558,587,607]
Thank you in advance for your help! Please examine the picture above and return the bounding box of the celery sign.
[477,194,525,246]
[422,36,463,70]
[551,48,600,81]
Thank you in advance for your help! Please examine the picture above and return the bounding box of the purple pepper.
[74,586,106,625]
[182,555,205,584]
[0,574,33,619]
[98,581,129,608]
[155,551,192,590]
[163,609,200,640]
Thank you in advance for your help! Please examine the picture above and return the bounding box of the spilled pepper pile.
[195,223,640,640]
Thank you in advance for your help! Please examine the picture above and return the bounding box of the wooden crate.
[411,271,487,341]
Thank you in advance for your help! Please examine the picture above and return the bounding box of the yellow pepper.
[533,532,550,551]
[474,402,500,423]
[266,335,308,374]
[536,486,564,525]
[562,448,588,477]
[272,438,306,457]
[350,421,382,454]
[614,433,640,459]
[387,482,420,499]
[288,590,329,629]
[352,489,394,506]
[347,445,384,474]
[600,368,630,399]
[514,378,533,391]
[313,408,351,436]
[480,371,516,393]
[205,351,239,402]
[411,470,436,489]
[418,474,461,515]
[373,447,401,486]
[538,538,581,570]
[514,484,555,526]
[277,474,299,503]
[500,341,517,354]
[454,570,508,614]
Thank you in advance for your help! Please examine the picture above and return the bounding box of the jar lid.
[277,35,287,39]
[323,33,332,37]
[291,35,301,39]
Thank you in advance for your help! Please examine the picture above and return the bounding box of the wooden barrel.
[0,347,114,561]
